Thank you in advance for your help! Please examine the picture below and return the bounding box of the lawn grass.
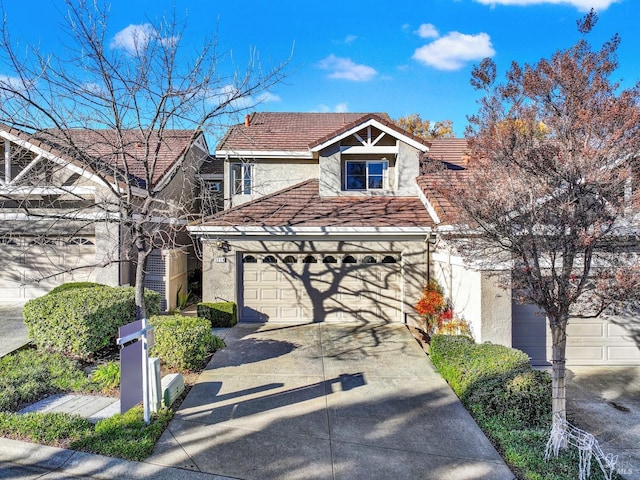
[0,346,174,460]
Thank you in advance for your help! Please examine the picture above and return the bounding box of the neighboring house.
[418,143,640,367]
[189,112,436,324]
[0,125,209,309]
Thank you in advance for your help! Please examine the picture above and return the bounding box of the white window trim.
[344,159,389,191]
[231,163,253,195]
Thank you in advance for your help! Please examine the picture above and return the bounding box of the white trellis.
[545,414,618,480]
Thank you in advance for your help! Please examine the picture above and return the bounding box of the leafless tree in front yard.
[0,0,287,317]
[424,9,640,430]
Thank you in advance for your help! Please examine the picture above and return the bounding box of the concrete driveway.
[148,322,514,480]
[0,302,28,357]
[567,366,640,480]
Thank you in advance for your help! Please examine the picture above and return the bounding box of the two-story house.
[189,112,438,324]
[0,125,209,310]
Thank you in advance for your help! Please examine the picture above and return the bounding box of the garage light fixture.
[214,238,230,252]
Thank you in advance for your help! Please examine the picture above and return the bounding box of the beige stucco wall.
[432,251,512,346]
[226,159,318,208]
[317,142,421,197]
[200,236,428,324]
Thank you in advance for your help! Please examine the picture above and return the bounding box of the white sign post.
[117,318,154,424]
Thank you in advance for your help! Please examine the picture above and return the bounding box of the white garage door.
[241,253,402,323]
[512,301,640,366]
[0,237,97,301]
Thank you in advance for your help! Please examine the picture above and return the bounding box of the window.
[345,160,388,190]
[362,255,377,264]
[302,255,317,263]
[232,164,252,195]
[382,255,397,264]
[323,255,337,263]
[283,255,297,264]
[262,255,277,263]
[342,255,357,263]
[243,255,257,263]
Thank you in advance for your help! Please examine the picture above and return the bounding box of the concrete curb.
[0,438,236,479]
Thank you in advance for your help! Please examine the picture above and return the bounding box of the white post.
[141,317,150,425]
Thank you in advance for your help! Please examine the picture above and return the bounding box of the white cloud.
[317,55,378,82]
[0,74,29,91]
[473,0,618,11]
[315,103,349,113]
[413,32,495,71]
[415,23,439,38]
[110,24,154,53]
[257,92,281,103]
[344,35,358,44]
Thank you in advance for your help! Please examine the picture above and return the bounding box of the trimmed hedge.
[430,335,531,398]
[197,302,237,327]
[23,285,161,360]
[149,315,220,370]
[429,334,550,428]
[48,282,106,295]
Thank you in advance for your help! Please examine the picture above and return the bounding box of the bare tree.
[0,0,287,318]
[424,10,640,427]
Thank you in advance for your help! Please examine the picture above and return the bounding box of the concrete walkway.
[0,302,28,357]
[147,322,514,480]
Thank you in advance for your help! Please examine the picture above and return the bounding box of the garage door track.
[148,323,513,480]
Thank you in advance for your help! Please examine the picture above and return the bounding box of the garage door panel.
[513,299,640,365]
[241,253,401,323]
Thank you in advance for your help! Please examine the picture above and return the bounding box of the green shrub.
[149,315,216,370]
[197,301,237,327]
[429,335,530,397]
[48,282,106,295]
[465,370,551,427]
[23,286,161,360]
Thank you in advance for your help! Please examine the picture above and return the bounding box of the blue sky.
[1,0,638,136]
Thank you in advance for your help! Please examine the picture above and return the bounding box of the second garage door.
[241,252,402,323]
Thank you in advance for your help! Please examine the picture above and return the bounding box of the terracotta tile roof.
[418,138,471,224]
[199,179,435,228]
[422,138,470,171]
[37,129,198,186]
[216,112,392,152]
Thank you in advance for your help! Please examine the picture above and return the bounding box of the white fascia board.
[431,250,513,271]
[416,184,441,224]
[215,149,313,159]
[310,119,429,153]
[188,225,433,238]
[0,211,120,221]
[0,186,96,196]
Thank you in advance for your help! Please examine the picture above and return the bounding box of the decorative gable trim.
[310,116,430,154]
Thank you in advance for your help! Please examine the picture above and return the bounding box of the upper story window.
[345,160,388,190]
[232,164,252,195]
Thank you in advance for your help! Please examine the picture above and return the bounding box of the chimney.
[245,114,251,127]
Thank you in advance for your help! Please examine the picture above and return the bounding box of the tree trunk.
[550,317,568,425]
[134,236,150,321]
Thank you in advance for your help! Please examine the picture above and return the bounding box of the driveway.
[0,302,28,357]
[567,366,640,480]
[148,322,514,480]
